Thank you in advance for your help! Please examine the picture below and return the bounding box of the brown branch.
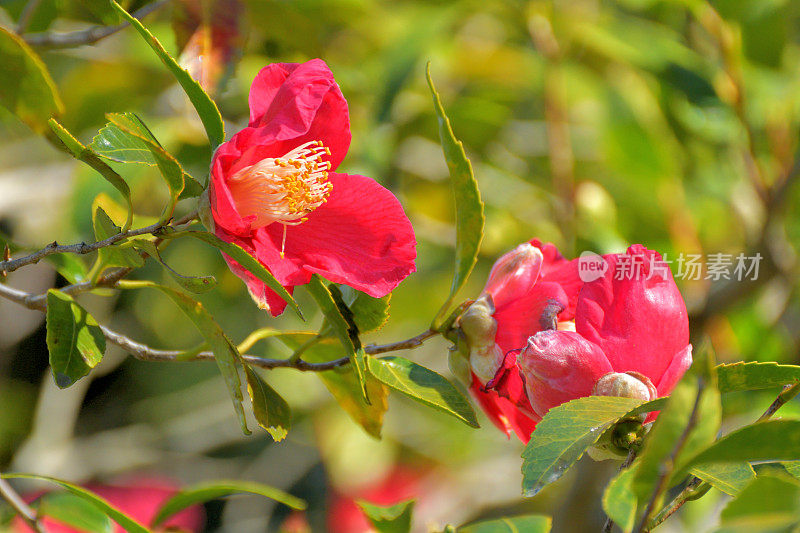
[0,281,436,372]
[0,475,43,533]
[23,0,169,49]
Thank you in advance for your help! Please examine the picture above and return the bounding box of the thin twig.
[645,380,800,530]
[15,0,43,34]
[602,448,639,533]
[634,384,705,533]
[0,210,197,276]
[23,0,169,49]
[0,475,43,533]
[0,281,437,371]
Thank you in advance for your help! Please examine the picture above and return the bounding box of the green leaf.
[602,464,639,533]
[37,492,114,533]
[132,238,216,294]
[783,460,800,480]
[683,420,800,469]
[282,335,388,439]
[109,1,224,148]
[106,113,184,223]
[49,118,133,230]
[152,480,306,527]
[90,112,159,165]
[367,356,478,428]
[0,27,63,133]
[521,396,648,497]
[244,365,291,441]
[717,362,800,393]
[45,289,105,388]
[426,63,484,330]
[717,474,800,532]
[356,500,414,533]
[306,276,369,402]
[337,285,391,333]
[92,204,144,269]
[179,230,302,319]
[2,474,150,533]
[45,254,88,284]
[119,280,249,434]
[459,514,552,533]
[689,463,757,497]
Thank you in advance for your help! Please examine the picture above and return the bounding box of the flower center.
[227,140,333,229]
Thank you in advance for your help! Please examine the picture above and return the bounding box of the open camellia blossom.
[209,59,416,316]
[460,240,692,443]
[14,478,204,533]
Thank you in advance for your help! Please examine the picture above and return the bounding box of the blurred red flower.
[462,240,692,442]
[209,59,416,316]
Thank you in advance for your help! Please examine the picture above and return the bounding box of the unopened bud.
[459,295,497,349]
[593,371,657,402]
[483,243,543,309]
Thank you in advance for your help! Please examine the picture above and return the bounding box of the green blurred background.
[1,0,800,531]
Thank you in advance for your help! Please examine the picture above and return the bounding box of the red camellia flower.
[14,478,204,533]
[461,240,692,443]
[209,59,416,316]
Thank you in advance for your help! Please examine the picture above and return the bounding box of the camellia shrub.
[1,1,800,532]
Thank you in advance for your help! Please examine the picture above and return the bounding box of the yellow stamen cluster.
[227,140,333,229]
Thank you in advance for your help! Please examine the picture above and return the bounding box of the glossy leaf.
[307,276,369,401]
[49,119,133,230]
[119,280,248,435]
[356,500,414,533]
[93,204,144,269]
[106,113,184,222]
[110,1,225,148]
[132,238,216,294]
[90,112,159,165]
[45,254,88,284]
[45,289,105,388]
[426,63,485,330]
[367,356,478,428]
[717,362,800,393]
[152,479,306,527]
[37,492,114,533]
[689,463,757,497]
[521,396,647,497]
[179,230,301,318]
[683,420,800,469]
[717,474,800,532]
[337,285,391,333]
[2,474,150,533]
[459,514,552,533]
[602,464,638,533]
[0,27,63,132]
[244,365,291,441]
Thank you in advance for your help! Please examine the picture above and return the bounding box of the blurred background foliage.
[1,0,800,531]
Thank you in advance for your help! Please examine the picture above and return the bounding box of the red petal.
[246,59,350,170]
[655,344,693,396]
[257,173,416,298]
[575,244,690,385]
[518,330,613,418]
[493,280,569,355]
[531,239,583,319]
[471,373,539,443]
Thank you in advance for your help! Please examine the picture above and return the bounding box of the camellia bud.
[592,371,657,402]
[483,243,543,309]
[459,295,504,383]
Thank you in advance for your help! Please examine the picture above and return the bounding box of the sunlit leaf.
[356,500,414,533]
[717,362,800,393]
[0,27,63,132]
[93,204,144,269]
[132,238,216,294]
[683,420,800,469]
[689,463,756,497]
[45,289,105,388]
[2,474,149,533]
[367,356,478,428]
[110,1,225,148]
[37,492,114,533]
[337,285,391,333]
[244,365,291,441]
[717,474,800,532]
[459,514,552,533]
[152,479,305,527]
[602,464,638,533]
[426,63,484,330]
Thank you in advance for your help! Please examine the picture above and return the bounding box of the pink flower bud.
[482,243,543,310]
